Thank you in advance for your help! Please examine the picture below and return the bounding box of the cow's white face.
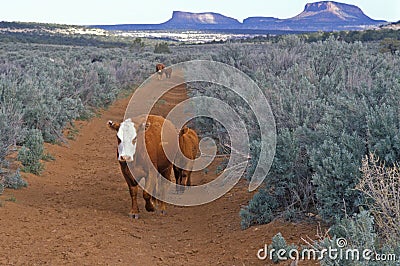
[116,118,137,162]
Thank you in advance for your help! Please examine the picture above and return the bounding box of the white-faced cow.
[108,115,178,218]
[173,126,199,191]
[155,63,165,80]
[155,63,172,80]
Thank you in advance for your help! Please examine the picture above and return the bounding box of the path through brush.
[0,73,318,265]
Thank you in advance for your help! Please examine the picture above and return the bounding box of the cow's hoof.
[145,202,155,212]
[160,210,167,216]
[129,213,140,219]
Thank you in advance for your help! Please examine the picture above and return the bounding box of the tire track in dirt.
[0,74,319,265]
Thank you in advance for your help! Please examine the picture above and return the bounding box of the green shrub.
[310,133,365,221]
[269,211,399,266]
[5,195,16,202]
[366,104,400,166]
[4,169,27,189]
[241,127,317,229]
[17,129,44,175]
[380,38,400,55]
[318,210,399,266]
[0,99,25,166]
[239,37,400,227]
[130,37,145,52]
[41,152,55,162]
[240,189,278,229]
[0,41,158,177]
[154,42,171,54]
[268,233,298,263]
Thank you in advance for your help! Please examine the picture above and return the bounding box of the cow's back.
[133,115,178,174]
[178,128,199,162]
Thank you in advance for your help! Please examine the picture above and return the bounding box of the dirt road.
[0,74,319,265]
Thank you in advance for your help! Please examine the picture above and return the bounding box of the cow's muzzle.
[119,155,133,162]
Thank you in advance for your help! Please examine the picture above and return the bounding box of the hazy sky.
[1,0,399,25]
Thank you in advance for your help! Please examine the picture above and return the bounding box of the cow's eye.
[133,136,137,142]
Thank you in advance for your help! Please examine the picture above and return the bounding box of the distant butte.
[93,1,387,31]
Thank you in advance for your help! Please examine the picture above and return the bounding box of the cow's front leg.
[128,185,139,219]
[123,176,139,219]
[120,161,140,219]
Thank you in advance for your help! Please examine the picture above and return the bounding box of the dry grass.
[357,153,400,243]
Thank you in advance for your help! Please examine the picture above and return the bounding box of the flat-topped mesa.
[243,17,280,24]
[293,1,378,23]
[92,1,388,32]
[162,11,241,29]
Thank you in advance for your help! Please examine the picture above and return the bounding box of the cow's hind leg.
[183,170,192,187]
[143,171,156,212]
[173,165,180,184]
[173,165,184,194]
[186,160,194,186]
[158,166,173,215]
[181,161,193,191]
[143,190,155,212]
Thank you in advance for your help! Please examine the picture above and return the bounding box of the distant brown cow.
[108,115,178,218]
[155,63,165,80]
[173,126,199,190]
[164,67,172,79]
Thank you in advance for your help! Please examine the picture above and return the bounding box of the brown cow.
[108,115,178,218]
[164,67,172,79]
[155,63,165,80]
[173,126,199,191]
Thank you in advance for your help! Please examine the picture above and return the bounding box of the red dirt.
[0,74,321,265]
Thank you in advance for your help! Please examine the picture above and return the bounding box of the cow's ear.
[133,115,150,132]
[107,120,120,131]
[138,120,150,132]
[142,121,151,131]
